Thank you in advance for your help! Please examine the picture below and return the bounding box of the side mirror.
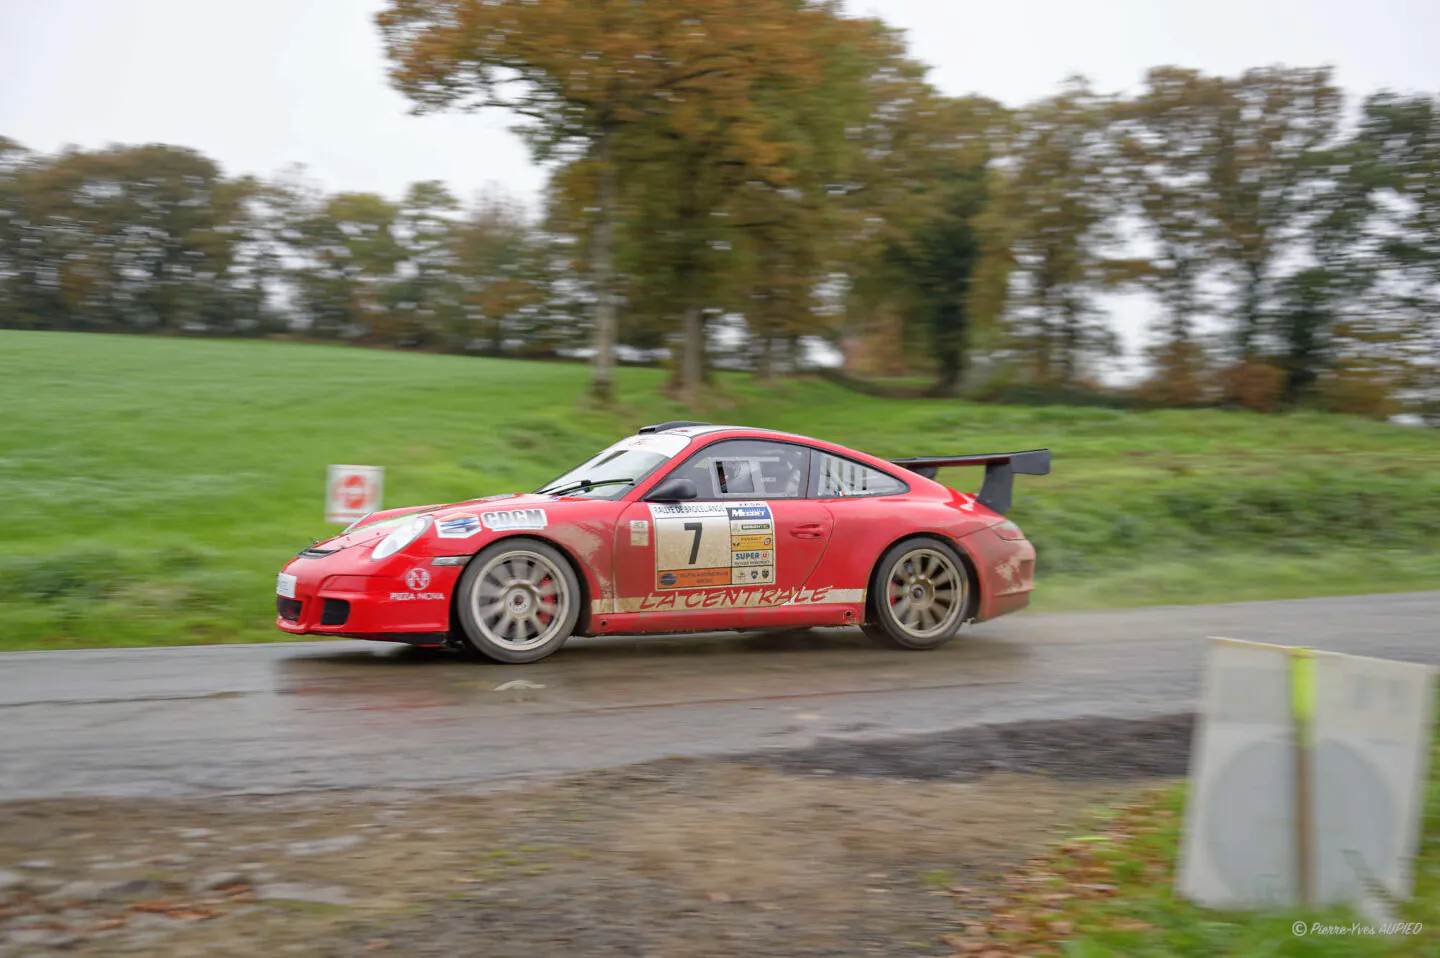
[647,476,699,502]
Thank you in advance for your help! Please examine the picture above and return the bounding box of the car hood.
[315,493,558,550]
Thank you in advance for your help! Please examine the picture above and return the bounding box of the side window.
[667,440,810,500]
[812,452,908,498]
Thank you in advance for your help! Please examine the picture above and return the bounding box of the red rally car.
[275,423,1049,663]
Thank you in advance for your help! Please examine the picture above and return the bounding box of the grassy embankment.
[962,711,1439,957]
[2,329,1438,650]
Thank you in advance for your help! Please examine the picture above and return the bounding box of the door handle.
[790,523,826,539]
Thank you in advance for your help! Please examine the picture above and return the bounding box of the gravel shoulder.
[1,715,1191,957]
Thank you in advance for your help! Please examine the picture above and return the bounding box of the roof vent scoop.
[638,421,711,434]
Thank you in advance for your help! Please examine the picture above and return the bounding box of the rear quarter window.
[811,452,909,498]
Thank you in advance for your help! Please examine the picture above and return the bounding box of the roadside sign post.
[1291,648,1315,909]
[1178,638,1435,914]
[325,464,384,525]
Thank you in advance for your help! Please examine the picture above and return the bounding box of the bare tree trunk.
[1059,298,1080,386]
[589,127,618,404]
[489,305,504,355]
[1032,283,1055,384]
[1236,260,1264,360]
[929,303,963,397]
[778,334,796,375]
[1168,257,1196,345]
[680,304,704,402]
[757,326,774,382]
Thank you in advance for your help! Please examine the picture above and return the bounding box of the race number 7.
[684,521,703,565]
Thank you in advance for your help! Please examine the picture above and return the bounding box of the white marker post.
[325,464,384,525]
[1178,638,1435,914]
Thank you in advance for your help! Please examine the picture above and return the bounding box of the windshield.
[537,433,692,500]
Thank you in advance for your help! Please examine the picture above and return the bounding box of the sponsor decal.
[390,591,447,601]
[629,519,650,547]
[731,550,773,566]
[730,534,773,550]
[619,433,691,457]
[661,568,732,589]
[435,512,482,539]
[736,522,771,531]
[649,502,730,518]
[726,505,771,520]
[276,572,297,599]
[481,508,548,531]
[621,586,865,612]
[405,568,431,591]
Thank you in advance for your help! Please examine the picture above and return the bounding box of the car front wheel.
[454,538,581,664]
[863,538,971,650]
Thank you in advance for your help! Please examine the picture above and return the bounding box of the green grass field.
[2,330,1438,651]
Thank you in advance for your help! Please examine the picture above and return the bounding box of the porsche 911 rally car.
[275,422,1049,663]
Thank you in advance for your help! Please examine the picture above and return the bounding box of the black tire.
[453,538,581,664]
[862,537,971,650]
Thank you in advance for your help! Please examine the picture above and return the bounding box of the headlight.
[371,514,432,561]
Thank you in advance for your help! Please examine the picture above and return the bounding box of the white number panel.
[649,501,777,590]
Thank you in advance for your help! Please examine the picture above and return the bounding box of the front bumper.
[275,552,463,641]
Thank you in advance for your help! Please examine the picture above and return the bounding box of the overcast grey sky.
[2,0,1438,375]
[4,0,1437,204]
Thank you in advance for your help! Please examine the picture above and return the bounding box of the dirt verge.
[0,714,1194,957]
[738,713,1196,781]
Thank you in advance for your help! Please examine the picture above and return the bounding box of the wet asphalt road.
[1,592,1436,801]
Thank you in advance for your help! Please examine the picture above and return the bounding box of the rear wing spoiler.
[889,449,1051,516]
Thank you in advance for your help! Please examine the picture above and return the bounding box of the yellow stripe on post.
[1290,646,1316,908]
[1291,648,1317,743]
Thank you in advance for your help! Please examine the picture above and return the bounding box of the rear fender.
[863,531,981,625]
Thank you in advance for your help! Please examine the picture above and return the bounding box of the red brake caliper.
[537,576,553,624]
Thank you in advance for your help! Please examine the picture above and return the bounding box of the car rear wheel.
[454,538,581,664]
[863,538,970,650]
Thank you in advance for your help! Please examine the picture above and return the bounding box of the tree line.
[2,0,1437,422]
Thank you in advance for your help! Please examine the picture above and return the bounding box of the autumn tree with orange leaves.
[377,0,867,402]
